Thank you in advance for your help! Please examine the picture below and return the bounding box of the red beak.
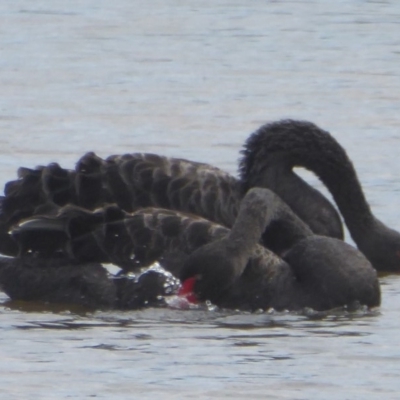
[178,277,199,304]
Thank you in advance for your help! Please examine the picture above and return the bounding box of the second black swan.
[2,188,380,311]
[240,120,400,272]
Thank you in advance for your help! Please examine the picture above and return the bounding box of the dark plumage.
[240,120,400,272]
[180,188,380,311]
[0,152,241,256]
[0,257,117,308]
[0,119,398,273]
[0,122,342,259]
[0,256,180,310]
[3,189,380,311]
[10,203,230,277]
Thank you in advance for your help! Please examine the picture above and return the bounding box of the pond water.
[1,1,400,398]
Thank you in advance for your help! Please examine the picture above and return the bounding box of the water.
[1,1,400,398]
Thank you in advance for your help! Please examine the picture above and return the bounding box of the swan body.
[240,120,400,272]
[180,188,380,310]
[0,257,116,308]
[0,123,343,258]
[0,152,241,256]
[3,188,380,311]
[0,256,180,310]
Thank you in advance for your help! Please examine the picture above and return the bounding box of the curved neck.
[240,120,375,243]
[227,188,312,259]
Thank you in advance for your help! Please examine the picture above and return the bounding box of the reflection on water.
[1,0,400,399]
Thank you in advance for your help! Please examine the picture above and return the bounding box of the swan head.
[179,237,248,303]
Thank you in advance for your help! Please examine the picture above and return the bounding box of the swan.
[4,188,380,311]
[1,119,398,273]
[240,120,400,273]
[0,122,342,259]
[179,188,379,310]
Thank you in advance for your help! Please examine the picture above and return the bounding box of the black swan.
[1,119,398,272]
[3,188,380,311]
[0,121,342,259]
[179,188,380,310]
[239,120,400,273]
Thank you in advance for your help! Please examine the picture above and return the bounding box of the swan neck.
[227,188,312,255]
[240,120,376,241]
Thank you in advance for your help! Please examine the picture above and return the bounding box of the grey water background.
[1,1,400,399]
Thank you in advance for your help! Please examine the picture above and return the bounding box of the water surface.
[1,1,400,399]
